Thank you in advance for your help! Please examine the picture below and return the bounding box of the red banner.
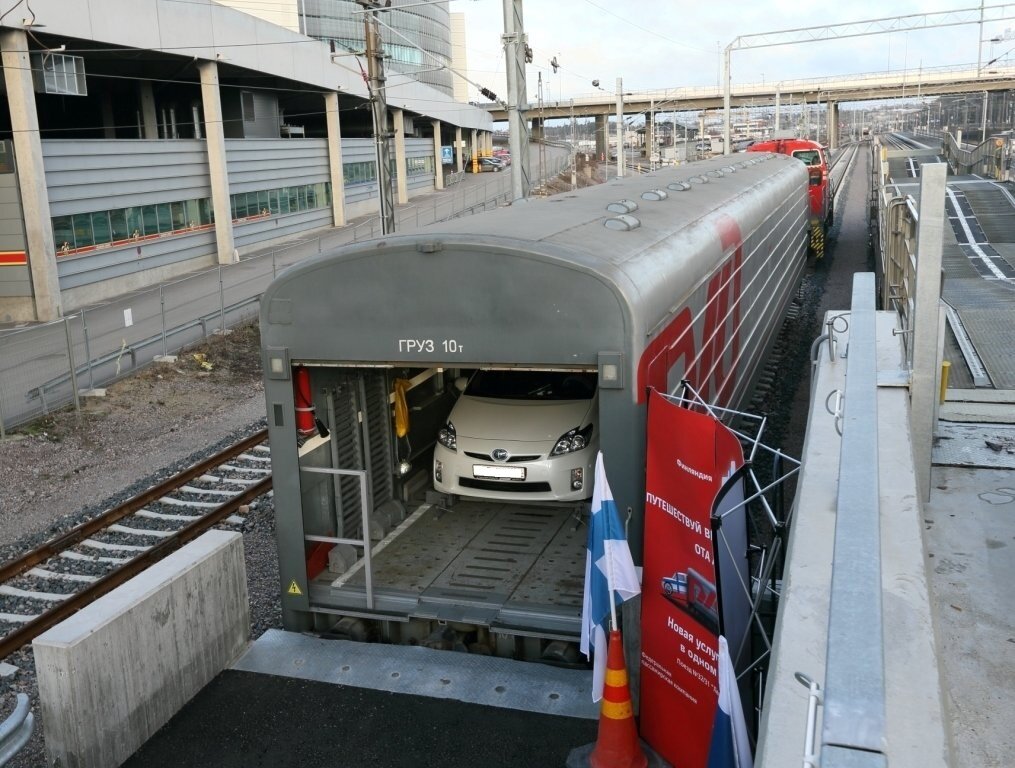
[639,389,745,768]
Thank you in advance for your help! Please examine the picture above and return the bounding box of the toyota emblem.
[492,448,509,462]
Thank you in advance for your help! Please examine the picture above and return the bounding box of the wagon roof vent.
[641,189,668,201]
[667,181,692,192]
[606,199,638,214]
[604,214,641,231]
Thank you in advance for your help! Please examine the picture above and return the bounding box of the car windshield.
[464,371,596,400]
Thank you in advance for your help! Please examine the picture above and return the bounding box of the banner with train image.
[639,388,753,768]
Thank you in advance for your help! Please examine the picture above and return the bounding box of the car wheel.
[663,582,673,595]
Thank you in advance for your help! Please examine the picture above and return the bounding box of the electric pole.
[616,77,624,178]
[502,0,531,201]
[358,0,395,235]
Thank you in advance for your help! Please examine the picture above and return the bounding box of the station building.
[0,0,493,323]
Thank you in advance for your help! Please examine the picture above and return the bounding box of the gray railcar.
[260,153,807,659]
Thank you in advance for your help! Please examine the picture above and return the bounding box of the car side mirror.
[454,376,468,393]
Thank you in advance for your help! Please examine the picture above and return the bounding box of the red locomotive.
[748,138,832,257]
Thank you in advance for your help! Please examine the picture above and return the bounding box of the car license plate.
[473,464,526,480]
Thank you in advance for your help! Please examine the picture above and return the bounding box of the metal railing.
[0,694,33,767]
[942,131,1013,178]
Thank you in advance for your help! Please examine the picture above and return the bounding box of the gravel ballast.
[0,323,281,767]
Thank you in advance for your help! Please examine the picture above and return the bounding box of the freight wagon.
[259,153,808,662]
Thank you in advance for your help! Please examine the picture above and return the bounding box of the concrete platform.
[923,465,1015,768]
[234,629,599,720]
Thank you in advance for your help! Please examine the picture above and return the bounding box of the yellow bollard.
[940,360,951,404]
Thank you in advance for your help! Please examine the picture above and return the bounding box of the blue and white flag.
[707,635,754,768]
[580,451,641,701]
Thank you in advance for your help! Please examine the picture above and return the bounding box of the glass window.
[199,198,213,225]
[90,211,111,245]
[156,203,172,233]
[72,213,93,247]
[278,188,290,214]
[297,186,308,210]
[792,150,822,166]
[126,207,143,238]
[287,187,300,211]
[185,200,201,228]
[268,189,280,214]
[171,202,187,231]
[110,209,129,241]
[306,184,317,209]
[52,216,73,249]
[257,191,270,214]
[141,205,158,236]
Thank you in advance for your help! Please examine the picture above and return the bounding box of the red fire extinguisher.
[293,365,316,436]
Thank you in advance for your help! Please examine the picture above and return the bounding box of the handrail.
[942,131,1010,177]
[300,465,374,609]
[0,694,34,767]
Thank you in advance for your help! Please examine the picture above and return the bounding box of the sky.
[449,0,1015,105]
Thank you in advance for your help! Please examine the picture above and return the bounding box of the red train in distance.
[748,138,832,257]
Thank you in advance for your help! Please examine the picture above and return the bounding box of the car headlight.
[437,421,457,451]
[551,424,593,456]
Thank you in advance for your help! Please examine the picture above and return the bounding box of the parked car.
[477,157,505,172]
[433,370,598,502]
[492,152,511,166]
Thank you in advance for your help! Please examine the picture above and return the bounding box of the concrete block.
[33,531,249,768]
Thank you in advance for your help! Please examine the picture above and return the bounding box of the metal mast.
[502,0,531,201]
[359,0,395,235]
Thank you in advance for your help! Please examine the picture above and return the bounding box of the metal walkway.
[889,176,1015,390]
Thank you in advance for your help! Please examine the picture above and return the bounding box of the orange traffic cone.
[589,629,648,768]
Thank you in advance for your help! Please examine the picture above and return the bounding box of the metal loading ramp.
[904,178,1015,391]
[311,499,587,638]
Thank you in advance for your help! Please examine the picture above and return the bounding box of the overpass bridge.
[485,63,1015,151]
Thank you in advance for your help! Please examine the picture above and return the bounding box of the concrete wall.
[33,531,249,768]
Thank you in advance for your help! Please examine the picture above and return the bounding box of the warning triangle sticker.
[287,580,303,596]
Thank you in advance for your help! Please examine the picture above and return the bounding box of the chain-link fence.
[0,155,574,436]
[0,242,302,437]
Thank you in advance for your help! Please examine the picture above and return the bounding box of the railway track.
[0,428,273,659]
[828,141,860,199]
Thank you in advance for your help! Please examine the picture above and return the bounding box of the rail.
[0,429,270,659]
